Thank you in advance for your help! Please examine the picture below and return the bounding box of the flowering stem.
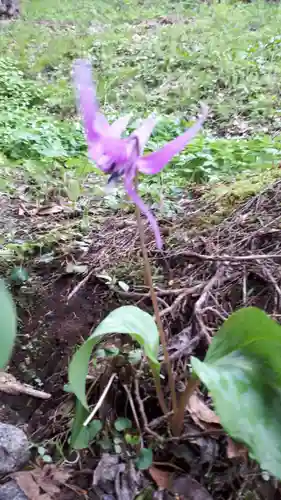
[172,376,199,436]
[135,206,177,418]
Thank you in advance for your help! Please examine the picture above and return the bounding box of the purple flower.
[73,59,207,249]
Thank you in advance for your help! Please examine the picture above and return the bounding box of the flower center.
[106,136,140,185]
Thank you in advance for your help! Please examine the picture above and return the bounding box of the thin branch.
[194,268,224,343]
[134,372,149,428]
[262,266,281,300]
[134,376,167,444]
[83,373,116,426]
[67,268,95,302]
[170,251,281,262]
[113,288,169,309]
[0,372,51,399]
[149,412,173,429]
[159,288,200,318]
[123,384,144,447]
[201,306,227,322]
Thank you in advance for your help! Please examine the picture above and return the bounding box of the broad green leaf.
[71,426,92,450]
[0,280,16,368]
[63,383,73,393]
[192,353,281,478]
[71,404,102,450]
[114,417,132,432]
[66,178,81,202]
[135,448,153,470]
[191,307,281,479]
[88,420,103,440]
[70,399,89,449]
[69,306,160,408]
[205,307,281,384]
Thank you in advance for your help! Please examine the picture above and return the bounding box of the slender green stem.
[135,206,177,417]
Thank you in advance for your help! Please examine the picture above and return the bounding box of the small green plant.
[0,280,17,368]
[69,301,281,477]
[67,59,281,477]
[35,445,53,464]
[135,448,153,471]
[69,305,160,410]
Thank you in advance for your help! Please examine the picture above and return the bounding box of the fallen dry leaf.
[30,469,60,496]
[0,371,51,399]
[13,471,45,500]
[32,464,72,487]
[171,474,213,500]
[226,437,248,460]
[189,435,219,464]
[149,467,173,490]
[18,203,34,216]
[18,205,25,216]
[187,393,220,429]
[45,464,72,485]
[93,454,142,499]
[37,204,63,216]
[13,465,72,500]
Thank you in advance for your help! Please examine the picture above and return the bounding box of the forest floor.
[1,0,281,498]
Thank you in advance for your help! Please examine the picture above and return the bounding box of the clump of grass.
[203,165,281,213]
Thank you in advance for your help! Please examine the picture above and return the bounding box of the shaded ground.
[2,178,281,498]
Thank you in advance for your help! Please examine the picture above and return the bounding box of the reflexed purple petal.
[137,105,208,174]
[110,115,131,138]
[73,60,130,169]
[88,141,104,163]
[132,116,157,154]
[124,176,162,249]
[94,111,111,135]
[73,60,106,143]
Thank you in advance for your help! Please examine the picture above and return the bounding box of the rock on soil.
[0,423,29,474]
[0,481,27,500]
[0,0,19,18]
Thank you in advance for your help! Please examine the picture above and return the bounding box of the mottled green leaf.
[0,280,16,368]
[69,306,160,409]
[192,307,281,479]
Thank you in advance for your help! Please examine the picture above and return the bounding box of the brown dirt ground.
[2,182,281,498]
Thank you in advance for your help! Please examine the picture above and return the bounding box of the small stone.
[0,423,30,474]
[0,481,27,500]
[0,0,19,19]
